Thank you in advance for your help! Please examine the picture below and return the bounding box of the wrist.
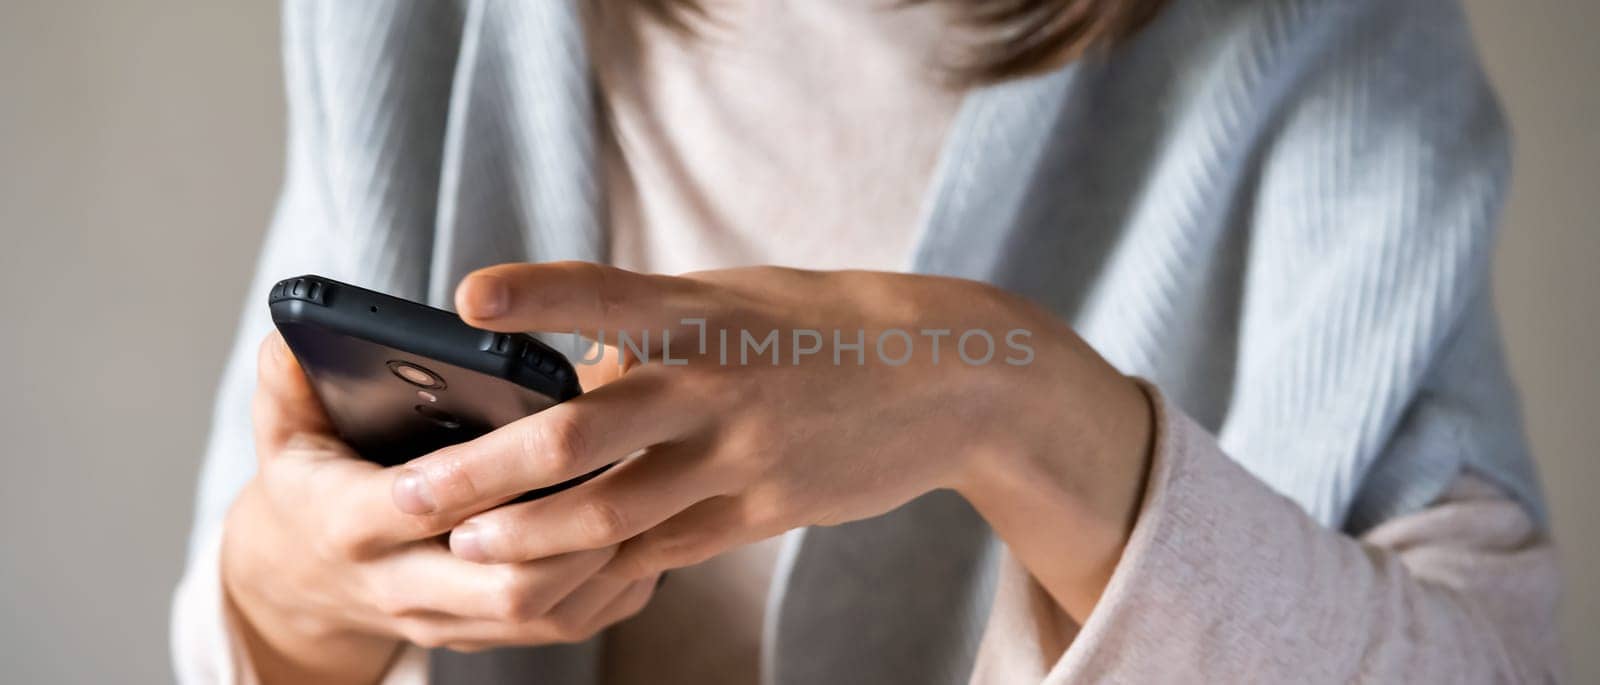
[952,353,1154,622]
[221,488,400,685]
[224,579,391,685]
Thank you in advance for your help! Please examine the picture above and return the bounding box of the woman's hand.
[221,333,659,684]
[396,262,1153,623]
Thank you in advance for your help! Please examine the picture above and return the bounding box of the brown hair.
[630,0,1169,84]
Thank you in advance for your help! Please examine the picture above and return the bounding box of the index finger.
[390,369,702,519]
[454,261,710,340]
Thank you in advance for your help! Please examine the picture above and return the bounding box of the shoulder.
[1157,0,1492,103]
[1106,0,1506,180]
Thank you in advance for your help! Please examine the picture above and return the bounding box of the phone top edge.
[269,274,581,401]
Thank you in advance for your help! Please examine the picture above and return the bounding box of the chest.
[587,0,965,273]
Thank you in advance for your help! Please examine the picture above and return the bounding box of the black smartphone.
[269,274,603,500]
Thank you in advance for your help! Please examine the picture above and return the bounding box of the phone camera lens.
[414,404,462,429]
[387,360,446,389]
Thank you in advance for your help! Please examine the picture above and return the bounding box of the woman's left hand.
[391,262,1154,622]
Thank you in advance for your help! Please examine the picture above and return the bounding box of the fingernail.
[451,522,490,562]
[466,274,508,318]
[392,468,438,514]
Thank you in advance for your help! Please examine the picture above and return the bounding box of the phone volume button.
[482,333,522,357]
[269,276,327,306]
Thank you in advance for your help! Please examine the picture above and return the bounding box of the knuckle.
[368,583,410,618]
[547,615,600,645]
[400,622,448,650]
[739,494,786,529]
[423,452,481,510]
[621,581,655,618]
[529,413,589,474]
[743,485,799,528]
[576,499,628,546]
[737,447,781,482]
[583,262,626,321]
[633,548,677,579]
[621,534,698,579]
[603,552,652,581]
[318,516,371,561]
[494,594,541,624]
[574,548,624,583]
[672,367,732,407]
[718,425,778,476]
[490,569,542,623]
[403,511,449,541]
[594,543,622,569]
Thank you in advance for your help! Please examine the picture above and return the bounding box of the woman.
[173,0,1561,682]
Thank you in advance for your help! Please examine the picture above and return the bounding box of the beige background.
[0,2,1594,682]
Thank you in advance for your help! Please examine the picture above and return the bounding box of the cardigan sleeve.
[174,0,346,566]
[169,1,439,679]
[969,389,1563,683]
[169,2,342,679]
[1207,0,1538,529]
[970,2,1560,676]
[172,0,461,563]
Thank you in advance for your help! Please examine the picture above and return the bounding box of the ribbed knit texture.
[180,0,1542,683]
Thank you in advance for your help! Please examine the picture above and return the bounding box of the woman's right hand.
[220,333,657,684]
